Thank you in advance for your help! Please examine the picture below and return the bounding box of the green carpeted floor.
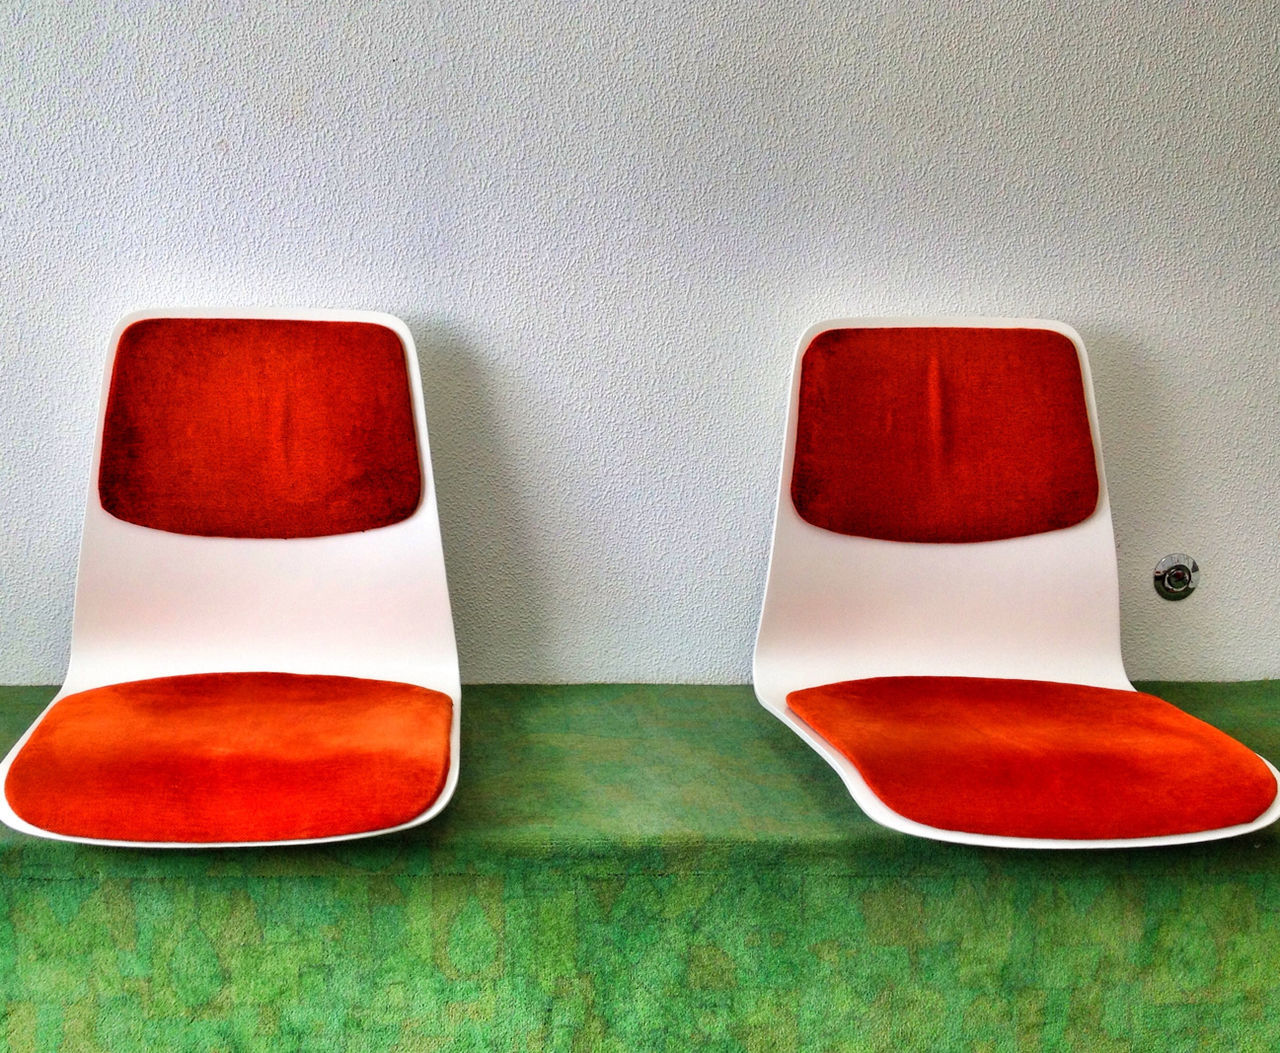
[2,682,1279,1051]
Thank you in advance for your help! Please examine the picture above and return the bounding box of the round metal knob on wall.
[1154,554,1199,600]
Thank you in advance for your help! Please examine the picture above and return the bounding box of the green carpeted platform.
[2,682,1279,1050]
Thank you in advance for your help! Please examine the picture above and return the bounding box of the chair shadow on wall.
[410,318,555,692]
[1084,325,1236,672]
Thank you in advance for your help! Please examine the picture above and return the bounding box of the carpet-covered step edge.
[0,682,1276,878]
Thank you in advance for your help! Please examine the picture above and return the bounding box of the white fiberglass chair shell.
[754,317,1279,849]
[0,309,460,847]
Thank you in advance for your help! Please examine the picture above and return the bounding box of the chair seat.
[787,676,1277,841]
[5,672,453,843]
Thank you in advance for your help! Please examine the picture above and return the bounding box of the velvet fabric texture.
[5,673,453,843]
[98,318,422,539]
[790,327,1100,543]
[787,677,1277,840]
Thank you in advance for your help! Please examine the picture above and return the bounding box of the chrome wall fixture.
[1154,554,1199,601]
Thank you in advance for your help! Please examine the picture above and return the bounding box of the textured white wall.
[1,1,1277,684]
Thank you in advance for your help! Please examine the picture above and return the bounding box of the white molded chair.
[0,309,460,847]
[754,317,1279,848]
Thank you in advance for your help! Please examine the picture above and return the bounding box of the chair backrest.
[63,309,459,699]
[754,318,1130,707]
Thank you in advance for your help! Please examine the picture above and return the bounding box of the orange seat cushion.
[5,673,453,843]
[787,677,1276,840]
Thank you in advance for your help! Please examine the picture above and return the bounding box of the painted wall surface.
[1,2,1276,684]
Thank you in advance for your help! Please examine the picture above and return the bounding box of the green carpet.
[2,682,1279,1050]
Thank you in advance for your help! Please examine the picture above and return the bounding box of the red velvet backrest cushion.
[98,318,422,538]
[790,326,1100,543]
